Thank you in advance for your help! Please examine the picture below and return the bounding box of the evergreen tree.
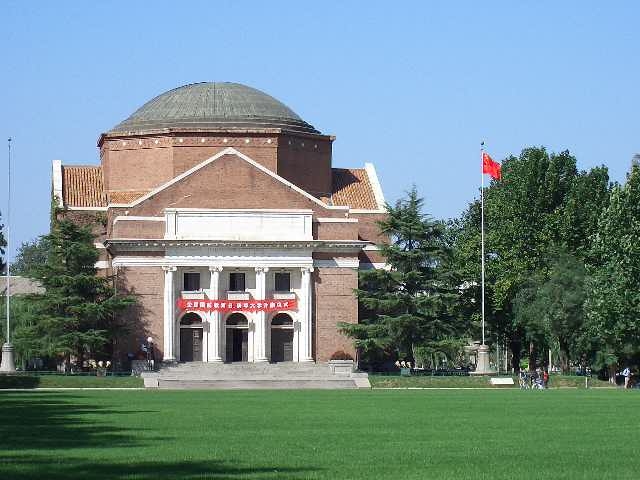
[27,218,135,368]
[339,187,462,366]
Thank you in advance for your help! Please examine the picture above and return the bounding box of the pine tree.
[27,218,135,368]
[340,187,461,366]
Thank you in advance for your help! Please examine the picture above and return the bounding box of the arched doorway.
[225,313,248,362]
[270,313,294,363]
[180,312,203,362]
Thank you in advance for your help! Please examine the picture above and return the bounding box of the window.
[183,272,200,291]
[229,272,246,292]
[274,272,291,292]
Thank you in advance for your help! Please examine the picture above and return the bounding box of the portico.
[161,262,314,363]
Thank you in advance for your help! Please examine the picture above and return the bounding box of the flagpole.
[1,137,16,373]
[474,141,491,375]
[480,142,485,346]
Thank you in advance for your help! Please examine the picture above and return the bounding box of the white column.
[254,266,269,362]
[207,266,223,362]
[162,266,177,362]
[300,266,314,362]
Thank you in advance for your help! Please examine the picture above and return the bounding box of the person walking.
[622,366,631,389]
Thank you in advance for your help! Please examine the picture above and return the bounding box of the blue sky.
[0,1,638,260]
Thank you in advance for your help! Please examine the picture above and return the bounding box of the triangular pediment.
[124,148,347,216]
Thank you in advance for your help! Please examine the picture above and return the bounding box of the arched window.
[271,313,293,327]
[226,313,248,327]
[180,312,202,325]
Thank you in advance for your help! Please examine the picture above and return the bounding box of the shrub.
[330,350,354,361]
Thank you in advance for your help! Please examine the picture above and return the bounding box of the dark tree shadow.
[0,392,319,479]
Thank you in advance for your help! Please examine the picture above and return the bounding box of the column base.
[0,343,16,373]
[471,345,495,375]
[299,357,314,363]
[207,357,223,363]
[254,357,269,363]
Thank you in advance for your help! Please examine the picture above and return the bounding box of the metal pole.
[480,143,485,346]
[6,137,10,343]
[1,137,15,372]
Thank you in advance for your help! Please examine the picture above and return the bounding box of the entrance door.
[271,329,294,362]
[271,313,294,362]
[226,329,248,362]
[180,328,203,362]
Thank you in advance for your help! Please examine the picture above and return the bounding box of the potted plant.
[328,350,355,375]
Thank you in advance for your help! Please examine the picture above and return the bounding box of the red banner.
[177,298,297,312]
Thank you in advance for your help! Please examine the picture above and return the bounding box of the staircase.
[142,362,370,390]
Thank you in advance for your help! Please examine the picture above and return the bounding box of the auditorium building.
[53,82,386,365]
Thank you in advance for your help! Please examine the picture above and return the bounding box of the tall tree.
[584,165,640,381]
[11,236,50,277]
[453,147,607,370]
[339,187,462,366]
[27,218,135,368]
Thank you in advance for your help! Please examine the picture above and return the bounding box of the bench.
[490,377,515,386]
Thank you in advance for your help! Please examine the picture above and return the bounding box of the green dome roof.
[110,82,319,134]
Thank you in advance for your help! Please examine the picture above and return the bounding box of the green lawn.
[0,374,143,389]
[368,374,613,388]
[1,389,638,479]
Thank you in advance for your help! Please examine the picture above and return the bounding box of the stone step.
[157,378,358,389]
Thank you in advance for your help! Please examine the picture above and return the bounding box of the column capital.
[162,266,177,272]
[208,265,224,273]
[301,266,314,274]
[255,266,270,273]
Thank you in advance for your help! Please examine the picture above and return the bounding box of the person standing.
[543,369,549,388]
[622,367,631,389]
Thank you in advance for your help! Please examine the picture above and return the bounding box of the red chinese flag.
[482,152,501,180]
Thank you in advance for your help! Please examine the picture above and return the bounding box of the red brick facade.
[57,82,387,365]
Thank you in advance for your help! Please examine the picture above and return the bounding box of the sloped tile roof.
[108,190,151,204]
[330,168,378,209]
[62,166,107,208]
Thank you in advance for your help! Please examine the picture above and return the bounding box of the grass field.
[0,374,143,389]
[368,374,613,388]
[1,389,638,479]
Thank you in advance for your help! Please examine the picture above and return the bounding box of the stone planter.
[328,359,354,375]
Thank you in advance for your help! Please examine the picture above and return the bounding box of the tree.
[453,147,609,371]
[26,218,135,368]
[513,251,587,373]
[339,187,462,367]
[11,236,50,277]
[584,165,640,381]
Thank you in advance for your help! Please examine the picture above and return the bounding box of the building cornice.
[105,238,370,253]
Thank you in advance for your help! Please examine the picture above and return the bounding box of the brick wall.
[116,266,165,360]
[313,267,358,362]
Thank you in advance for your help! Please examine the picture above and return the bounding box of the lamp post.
[1,138,16,373]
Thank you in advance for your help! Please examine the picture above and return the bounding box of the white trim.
[349,208,386,214]
[66,206,108,212]
[52,160,63,208]
[94,242,106,249]
[364,162,386,209]
[313,258,360,268]
[95,260,110,269]
[315,217,358,223]
[111,256,314,269]
[115,147,348,211]
[113,216,165,223]
[363,244,381,251]
[165,208,313,214]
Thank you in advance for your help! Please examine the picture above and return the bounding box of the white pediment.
[165,208,313,241]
